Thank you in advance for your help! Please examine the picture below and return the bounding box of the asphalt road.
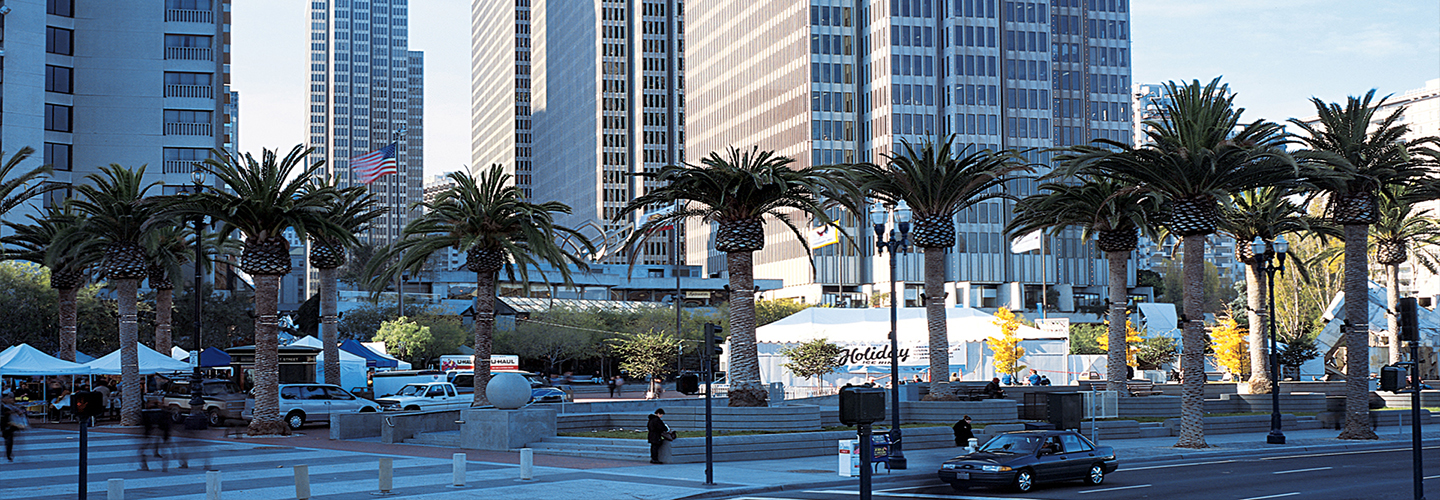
[718,445,1440,500]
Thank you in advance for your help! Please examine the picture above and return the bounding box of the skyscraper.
[305,0,424,295]
[0,0,233,227]
[686,0,1134,310]
[472,0,685,266]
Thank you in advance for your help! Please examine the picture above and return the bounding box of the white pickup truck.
[375,382,471,412]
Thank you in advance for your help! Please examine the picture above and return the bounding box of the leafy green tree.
[169,282,255,352]
[1135,336,1178,371]
[779,338,843,385]
[610,330,678,399]
[4,207,101,361]
[1276,330,1321,375]
[1068,324,1105,355]
[1137,269,1164,299]
[372,316,463,368]
[755,298,814,327]
[0,262,124,361]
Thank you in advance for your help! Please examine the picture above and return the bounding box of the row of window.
[954,54,999,77]
[1006,58,1048,81]
[892,113,936,136]
[811,34,855,56]
[812,149,855,167]
[47,0,74,17]
[952,84,999,106]
[810,6,853,27]
[811,91,856,113]
[952,113,1000,136]
[813,119,857,142]
[891,54,933,77]
[1006,87,1050,110]
[892,83,936,107]
[892,25,934,48]
[1005,30,1046,52]
[1006,116,1051,139]
[954,26,998,48]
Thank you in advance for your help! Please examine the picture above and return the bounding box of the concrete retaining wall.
[1205,393,1328,414]
[380,410,463,444]
[1162,414,1303,435]
[1379,391,1440,408]
[900,400,1020,424]
[331,412,388,440]
[1118,396,1181,418]
[662,426,959,464]
[1155,382,1239,399]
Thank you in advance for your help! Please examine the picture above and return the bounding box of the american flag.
[350,143,398,184]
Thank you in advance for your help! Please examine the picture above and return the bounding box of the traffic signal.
[1381,365,1405,392]
[73,391,105,418]
[1399,297,1419,343]
[839,384,886,426]
[704,323,725,356]
[677,373,700,394]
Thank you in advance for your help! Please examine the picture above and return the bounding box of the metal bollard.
[968,437,979,453]
[294,464,311,500]
[379,457,393,494]
[107,478,124,500]
[206,470,222,500]
[520,448,534,480]
[452,453,466,487]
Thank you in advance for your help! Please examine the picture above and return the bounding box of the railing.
[164,84,213,99]
[163,160,201,174]
[164,122,213,136]
[164,47,213,61]
[165,9,214,23]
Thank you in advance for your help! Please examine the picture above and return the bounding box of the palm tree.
[184,145,340,435]
[374,165,591,407]
[858,138,1030,399]
[146,225,193,356]
[1371,185,1440,365]
[1009,177,1159,396]
[308,181,386,386]
[1217,187,1331,394]
[69,164,162,426]
[1065,78,1299,448]
[618,146,856,406]
[5,207,101,362]
[1290,90,1439,440]
[0,147,53,236]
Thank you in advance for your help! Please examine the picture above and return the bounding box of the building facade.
[471,0,685,267]
[304,0,424,296]
[685,0,1135,312]
[0,0,232,228]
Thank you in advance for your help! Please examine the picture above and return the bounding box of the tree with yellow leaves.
[1209,313,1249,380]
[988,307,1027,381]
[1097,319,1145,366]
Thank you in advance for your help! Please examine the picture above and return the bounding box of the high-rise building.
[686,0,1134,310]
[472,0,685,266]
[0,0,233,228]
[305,0,424,296]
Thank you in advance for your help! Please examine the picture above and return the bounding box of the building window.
[45,66,73,94]
[165,35,214,60]
[47,0,75,17]
[165,0,212,9]
[163,109,213,136]
[45,104,73,132]
[43,183,74,210]
[46,27,74,55]
[44,143,73,172]
[164,72,214,98]
[163,147,211,173]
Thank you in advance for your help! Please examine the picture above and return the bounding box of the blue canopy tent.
[196,347,231,368]
[340,339,397,369]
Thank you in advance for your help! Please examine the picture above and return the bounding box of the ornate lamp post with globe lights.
[184,168,209,430]
[1251,234,1288,445]
[871,200,911,470]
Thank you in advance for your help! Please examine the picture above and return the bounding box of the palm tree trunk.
[57,287,78,362]
[726,251,766,407]
[1176,235,1208,448]
[470,270,496,407]
[118,279,142,426]
[320,267,341,386]
[1387,263,1401,366]
[1246,262,1271,394]
[1339,223,1378,439]
[1106,251,1130,396]
[247,275,287,435]
[924,246,953,399]
[156,288,173,356]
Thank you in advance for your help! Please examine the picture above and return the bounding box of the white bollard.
[206,470,222,500]
[107,478,124,500]
[294,464,311,500]
[520,448,534,480]
[968,437,979,453]
[452,453,466,487]
[378,457,393,494]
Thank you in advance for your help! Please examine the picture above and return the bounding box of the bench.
[1079,380,1162,397]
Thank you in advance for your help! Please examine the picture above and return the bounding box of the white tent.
[753,307,1070,391]
[292,336,369,390]
[0,344,90,376]
[171,346,188,360]
[86,343,192,375]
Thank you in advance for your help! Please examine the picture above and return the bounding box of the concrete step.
[405,430,461,447]
[528,437,651,462]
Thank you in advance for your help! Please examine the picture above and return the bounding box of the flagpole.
[393,128,407,319]
[1041,234,1047,319]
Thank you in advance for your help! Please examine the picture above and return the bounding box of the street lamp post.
[871,200,911,470]
[186,169,209,430]
[1251,235,1288,445]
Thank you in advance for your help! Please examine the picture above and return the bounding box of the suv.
[449,371,573,404]
[159,379,247,426]
[244,383,379,430]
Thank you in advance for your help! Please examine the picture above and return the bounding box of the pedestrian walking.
[2,392,27,462]
[607,376,618,398]
[953,415,974,447]
[614,376,625,397]
[139,401,174,471]
[646,408,673,464]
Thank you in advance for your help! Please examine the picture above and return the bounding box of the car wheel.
[206,408,223,426]
[359,407,376,413]
[286,411,305,430]
[1085,464,1105,485]
[1013,469,1034,493]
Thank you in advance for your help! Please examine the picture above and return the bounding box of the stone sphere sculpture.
[487,372,531,409]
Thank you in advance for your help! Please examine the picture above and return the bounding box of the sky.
[231,1,1440,180]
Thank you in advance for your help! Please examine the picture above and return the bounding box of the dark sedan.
[937,430,1118,492]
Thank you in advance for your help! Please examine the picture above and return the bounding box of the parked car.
[448,371,574,404]
[242,383,378,430]
[376,382,471,412]
[158,379,247,426]
[936,430,1118,492]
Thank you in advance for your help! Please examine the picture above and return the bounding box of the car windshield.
[203,383,237,396]
[396,385,426,397]
[978,434,1041,454]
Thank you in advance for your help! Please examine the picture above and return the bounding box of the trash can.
[1046,392,1083,430]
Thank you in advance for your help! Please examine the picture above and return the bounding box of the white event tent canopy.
[0,344,91,376]
[753,307,1075,391]
[85,343,191,375]
[291,336,369,390]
